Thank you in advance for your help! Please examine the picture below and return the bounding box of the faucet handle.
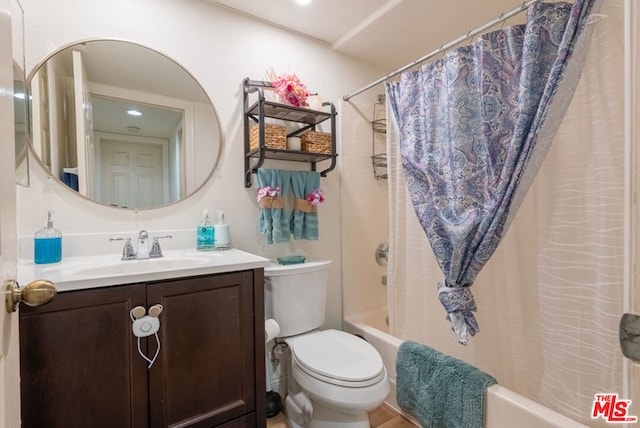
[110,237,137,260]
[149,235,172,258]
[123,238,136,260]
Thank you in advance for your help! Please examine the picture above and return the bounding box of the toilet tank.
[264,260,332,337]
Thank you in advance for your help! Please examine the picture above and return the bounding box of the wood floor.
[266,403,417,428]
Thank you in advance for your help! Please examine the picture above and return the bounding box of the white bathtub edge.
[485,385,588,428]
[344,312,589,428]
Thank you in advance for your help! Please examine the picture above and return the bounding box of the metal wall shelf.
[243,78,338,187]
[371,96,388,180]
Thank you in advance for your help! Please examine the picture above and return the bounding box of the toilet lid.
[290,329,385,384]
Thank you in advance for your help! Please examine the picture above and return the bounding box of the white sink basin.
[18,248,271,292]
[68,254,220,276]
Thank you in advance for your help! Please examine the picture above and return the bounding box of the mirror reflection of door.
[30,62,51,166]
[100,139,165,209]
[92,95,182,208]
[72,49,95,199]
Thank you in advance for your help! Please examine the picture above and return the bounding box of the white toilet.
[265,260,390,428]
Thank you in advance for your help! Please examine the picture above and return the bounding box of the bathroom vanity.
[17,249,270,428]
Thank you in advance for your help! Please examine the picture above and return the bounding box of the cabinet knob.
[5,279,57,313]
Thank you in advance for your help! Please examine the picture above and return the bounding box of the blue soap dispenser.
[34,211,62,264]
[196,209,215,251]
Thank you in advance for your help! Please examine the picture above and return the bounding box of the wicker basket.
[250,124,287,151]
[301,131,332,154]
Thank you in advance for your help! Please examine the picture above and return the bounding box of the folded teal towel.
[277,255,306,265]
[396,341,497,428]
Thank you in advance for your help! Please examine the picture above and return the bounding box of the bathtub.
[344,307,588,428]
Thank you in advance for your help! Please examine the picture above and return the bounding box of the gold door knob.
[5,279,57,313]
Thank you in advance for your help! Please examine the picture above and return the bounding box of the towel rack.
[242,78,338,187]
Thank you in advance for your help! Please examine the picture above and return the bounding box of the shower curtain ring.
[499,13,507,29]
[467,29,478,44]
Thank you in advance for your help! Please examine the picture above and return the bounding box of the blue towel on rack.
[290,171,320,240]
[396,341,497,428]
[257,168,291,244]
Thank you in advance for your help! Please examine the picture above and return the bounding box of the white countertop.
[17,248,271,292]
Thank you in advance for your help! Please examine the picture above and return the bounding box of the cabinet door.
[19,284,148,428]
[147,271,258,427]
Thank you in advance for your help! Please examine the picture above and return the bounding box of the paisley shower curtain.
[386,0,598,344]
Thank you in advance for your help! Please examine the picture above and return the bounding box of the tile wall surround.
[340,101,389,319]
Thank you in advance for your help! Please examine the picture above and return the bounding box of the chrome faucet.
[136,230,150,259]
[110,231,172,260]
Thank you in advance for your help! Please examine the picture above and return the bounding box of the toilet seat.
[288,329,386,387]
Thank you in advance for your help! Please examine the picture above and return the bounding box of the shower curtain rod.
[342,0,541,102]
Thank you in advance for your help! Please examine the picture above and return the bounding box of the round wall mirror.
[28,40,221,209]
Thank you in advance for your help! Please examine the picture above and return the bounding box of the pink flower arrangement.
[305,188,325,206]
[269,71,310,107]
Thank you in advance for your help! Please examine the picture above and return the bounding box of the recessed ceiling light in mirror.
[127,109,142,117]
[295,0,312,5]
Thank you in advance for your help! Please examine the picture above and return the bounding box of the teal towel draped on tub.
[396,341,497,428]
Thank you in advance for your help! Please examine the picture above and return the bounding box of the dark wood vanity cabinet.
[19,283,149,428]
[147,271,263,427]
[19,269,266,428]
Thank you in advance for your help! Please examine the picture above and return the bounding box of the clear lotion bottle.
[214,210,230,250]
[34,211,62,264]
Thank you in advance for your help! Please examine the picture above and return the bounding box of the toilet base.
[286,394,371,428]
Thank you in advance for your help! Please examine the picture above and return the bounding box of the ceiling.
[32,40,214,139]
[210,0,529,72]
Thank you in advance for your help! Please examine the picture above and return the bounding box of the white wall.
[18,0,385,330]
